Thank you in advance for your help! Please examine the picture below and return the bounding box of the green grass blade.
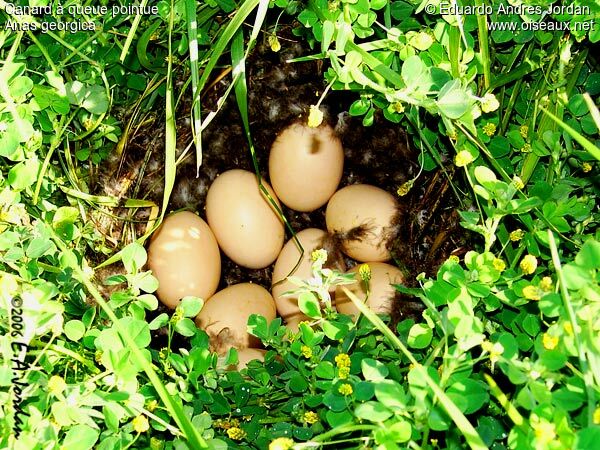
[185,0,203,173]
[161,2,177,225]
[583,93,600,133]
[483,373,527,433]
[474,0,491,89]
[541,107,600,162]
[119,0,149,63]
[548,230,596,426]
[341,287,489,450]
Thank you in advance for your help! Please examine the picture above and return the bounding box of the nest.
[90,28,469,328]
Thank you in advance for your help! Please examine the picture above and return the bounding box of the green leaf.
[437,80,470,119]
[374,380,407,409]
[407,323,432,349]
[354,401,393,422]
[447,379,488,414]
[149,313,169,330]
[361,358,389,381]
[575,240,600,270]
[288,372,309,393]
[315,361,335,379]
[326,410,353,427]
[179,296,204,317]
[175,318,198,337]
[298,292,321,319]
[64,320,86,342]
[121,242,147,274]
[62,424,99,450]
[8,158,40,190]
[65,81,109,115]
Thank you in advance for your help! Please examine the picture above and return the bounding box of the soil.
[91,27,470,330]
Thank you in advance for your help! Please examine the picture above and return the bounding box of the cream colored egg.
[148,211,220,309]
[335,262,403,317]
[195,283,276,354]
[269,123,344,212]
[326,184,398,262]
[206,170,285,269]
[227,348,266,371]
[271,228,344,320]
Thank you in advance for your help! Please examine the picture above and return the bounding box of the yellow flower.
[519,125,529,138]
[522,285,541,301]
[532,419,556,446]
[396,179,413,196]
[335,353,351,368]
[482,123,496,137]
[311,248,328,264]
[455,150,474,167]
[520,254,538,275]
[563,322,573,336]
[338,366,350,379]
[303,411,319,424]
[358,264,371,283]
[510,229,524,241]
[307,105,324,128]
[268,34,281,52]
[593,407,600,424]
[540,277,553,292]
[392,101,405,113]
[227,427,246,440]
[582,162,592,173]
[48,376,67,396]
[448,255,460,263]
[492,258,506,272]
[481,93,499,113]
[543,333,559,350]
[301,345,313,359]
[133,415,150,433]
[338,383,353,396]
[481,341,504,368]
[512,176,524,190]
[269,437,295,450]
[146,399,158,412]
[520,143,532,153]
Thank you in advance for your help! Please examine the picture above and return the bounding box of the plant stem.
[547,230,595,426]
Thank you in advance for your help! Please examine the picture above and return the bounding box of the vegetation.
[1,0,599,449]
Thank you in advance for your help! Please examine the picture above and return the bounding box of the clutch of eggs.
[206,169,285,269]
[147,211,221,309]
[326,184,399,262]
[269,123,344,212]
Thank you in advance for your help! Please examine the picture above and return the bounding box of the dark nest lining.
[91,29,469,328]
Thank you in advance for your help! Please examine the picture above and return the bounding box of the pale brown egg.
[335,262,403,317]
[147,211,220,309]
[269,123,344,212]
[195,283,276,354]
[326,184,398,262]
[226,348,266,371]
[206,169,285,269]
[271,228,344,321]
